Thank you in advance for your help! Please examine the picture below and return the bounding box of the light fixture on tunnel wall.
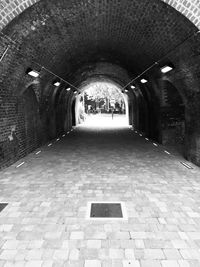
[53,80,61,87]
[74,90,77,94]
[140,78,148,84]
[26,68,40,78]
[161,65,173,74]
[131,85,135,89]
[66,87,71,91]
[125,89,128,93]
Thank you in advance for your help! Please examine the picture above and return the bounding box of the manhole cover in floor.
[91,203,122,218]
[0,203,8,213]
[86,201,128,220]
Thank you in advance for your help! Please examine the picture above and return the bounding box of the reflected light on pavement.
[80,114,128,129]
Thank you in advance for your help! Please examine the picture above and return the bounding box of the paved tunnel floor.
[0,121,200,267]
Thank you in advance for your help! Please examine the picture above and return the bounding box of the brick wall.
[0,0,199,30]
[159,80,185,145]
[145,33,200,165]
[0,80,71,169]
[0,36,72,169]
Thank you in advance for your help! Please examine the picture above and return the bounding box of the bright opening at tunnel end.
[75,81,129,128]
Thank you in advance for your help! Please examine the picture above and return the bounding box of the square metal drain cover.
[86,201,128,220]
[91,203,122,218]
[0,203,8,213]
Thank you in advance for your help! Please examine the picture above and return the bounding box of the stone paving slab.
[0,123,200,266]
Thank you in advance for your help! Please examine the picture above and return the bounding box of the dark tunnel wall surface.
[1,0,200,31]
[0,0,200,169]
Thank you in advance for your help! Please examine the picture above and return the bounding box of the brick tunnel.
[0,0,200,169]
[1,1,200,266]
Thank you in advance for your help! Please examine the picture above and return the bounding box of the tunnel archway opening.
[74,81,129,128]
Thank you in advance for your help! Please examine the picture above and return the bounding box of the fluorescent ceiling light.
[141,79,148,84]
[66,87,71,91]
[74,91,77,94]
[131,85,135,89]
[125,89,128,93]
[53,81,61,86]
[27,69,40,78]
[161,65,173,73]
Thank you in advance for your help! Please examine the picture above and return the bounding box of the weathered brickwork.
[1,0,198,78]
[162,34,200,165]
[0,0,200,30]
[0,80,72,169]
[130,29,200,165]
[157,80,184,146]
[0,33,72,169]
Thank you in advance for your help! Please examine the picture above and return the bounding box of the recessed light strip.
[0,45,10,62]
[180,162,193,169]
[16,162,25,168]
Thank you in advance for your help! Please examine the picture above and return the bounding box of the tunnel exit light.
[27,68,40,78]
[141,79,147,84]
[161,65,173,73]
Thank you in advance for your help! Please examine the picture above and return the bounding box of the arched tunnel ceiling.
[1,0,200,30]
[1,0,198,86]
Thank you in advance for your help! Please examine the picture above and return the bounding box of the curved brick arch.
[0,0,200,31]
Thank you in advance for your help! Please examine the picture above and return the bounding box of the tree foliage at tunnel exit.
[84,83,124,103]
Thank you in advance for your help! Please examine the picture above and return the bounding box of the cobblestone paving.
[0,122,200,267]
